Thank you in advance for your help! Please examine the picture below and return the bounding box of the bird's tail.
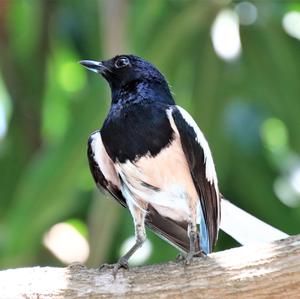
[220,198,289,245]
[147,198,289,255]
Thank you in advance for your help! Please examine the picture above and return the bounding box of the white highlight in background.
[282,11,300,40]
[43,222,90,264]
[211,9,241,61]
[274,166,300,208]
[120,236,152,265]
[290,167,300,194]
[0,102,7,139]
[235,1,257,25]
[0,77,11,140]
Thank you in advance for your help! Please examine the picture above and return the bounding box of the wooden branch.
[1,235,299,298]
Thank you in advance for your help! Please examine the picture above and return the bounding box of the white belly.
[149,185,190,222]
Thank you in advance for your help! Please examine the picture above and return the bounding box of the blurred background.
[0,0,300,269]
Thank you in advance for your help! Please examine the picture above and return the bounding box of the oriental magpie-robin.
[80,55,288,276]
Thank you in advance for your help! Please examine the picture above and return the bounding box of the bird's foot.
[99,263,115,271]
[99,259,129,278]
[176,252,186,263]
[184,250,206,265]
[112,257,129,278]
[184,252,194,265]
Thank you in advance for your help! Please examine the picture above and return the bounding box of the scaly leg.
[185,221,198,264]
[112,201,147,278]
[184,199,205,264]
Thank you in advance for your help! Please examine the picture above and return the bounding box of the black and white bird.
[80,55,288,275]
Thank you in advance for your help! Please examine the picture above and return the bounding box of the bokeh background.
[0,0,300,269]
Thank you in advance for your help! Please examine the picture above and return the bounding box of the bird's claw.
[184,252,194,265]
[99,259,129,278]
[112,257,129,278]
[176,252,186,263]
[184,250,206,265]
[99,263,115,271]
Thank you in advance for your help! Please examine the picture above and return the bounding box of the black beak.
[79,60,107,74]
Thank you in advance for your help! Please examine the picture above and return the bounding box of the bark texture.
[1,235,299,299]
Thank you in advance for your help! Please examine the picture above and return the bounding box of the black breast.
[101,102,174,163]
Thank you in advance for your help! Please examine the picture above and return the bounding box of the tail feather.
[146,205,202,255]
[146,198,289,254]
[198,204,210,254]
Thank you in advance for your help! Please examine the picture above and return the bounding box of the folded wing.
[87,131,127,207]
[168,106,220,253]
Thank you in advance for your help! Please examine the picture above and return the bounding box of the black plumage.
[101,101,174,163]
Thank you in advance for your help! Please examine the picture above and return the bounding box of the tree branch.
[1,235,299,298]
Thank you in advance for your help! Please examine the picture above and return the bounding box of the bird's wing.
[167,106,220,253]
[87,131,127,208]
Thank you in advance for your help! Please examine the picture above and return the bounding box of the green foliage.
[0,0,299,268]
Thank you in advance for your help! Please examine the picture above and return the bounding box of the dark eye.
[115,57,130,69]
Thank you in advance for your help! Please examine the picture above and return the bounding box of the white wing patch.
[167,106,218,188]
[89,131,120,188]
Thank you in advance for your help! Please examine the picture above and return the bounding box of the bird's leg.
[184,199,201,265]
[112,224,145,275]
[185,221,198,265]
[112,203,146,278]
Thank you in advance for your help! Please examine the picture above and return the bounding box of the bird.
[79,55,288,276]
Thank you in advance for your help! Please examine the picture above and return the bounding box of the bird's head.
[80,55,174,104]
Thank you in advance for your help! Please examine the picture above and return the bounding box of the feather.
[168,106,220,253]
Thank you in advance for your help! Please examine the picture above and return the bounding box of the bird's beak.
[79,60,107,74]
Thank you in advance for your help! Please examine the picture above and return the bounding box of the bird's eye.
[115,57,130,69]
